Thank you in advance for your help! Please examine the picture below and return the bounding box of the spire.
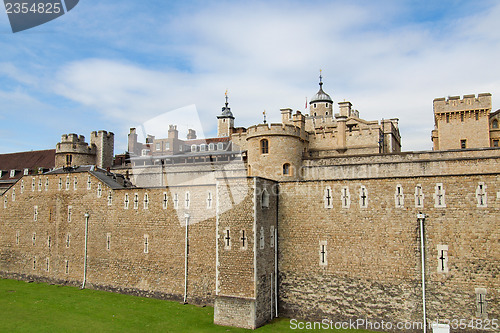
[218,89,234,119]
[310,70,333,104]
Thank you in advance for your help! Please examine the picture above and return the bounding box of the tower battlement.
[246,123,308,141]
[60,133,86,144]
[434,93,492,114]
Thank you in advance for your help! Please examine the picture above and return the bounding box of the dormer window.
[209,143,215,151]
[24,168,29,176]
[217,142,224,150]
[200,144,206,152]
[10,170,15,178]
[191,145,197,152]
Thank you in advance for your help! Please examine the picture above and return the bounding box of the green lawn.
[0,278,376,332]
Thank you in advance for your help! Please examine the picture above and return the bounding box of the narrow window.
[209,143,214,151]
[144,193,149,209]
[47,236,51,248]
[460,139,467,149]
[206,191,213,209]
[492,119,498,129]
[475,288,488,318]
[224,228,231,250]
[319,240,327,266]
[185,192,190,208]
[261,189,270,208]
[58,178,62,190]
[240,229,247,250]
[476,182,487,207]
[162,192,168,209]
[24,168,29,176]
[270,226,275,248]
[394,185,404,208]
[359,186,368,208]
[173,193,179,209]
[493,139,499,147]
[446,114,450,123]
[107,191,113,206]
[124,194,129,209]
[414,184,424,208]
[38,178,42,191]
[282,163,291,175]
[133,193,139,209]
[67,206,72,222]
[475,112,479,121]
[20,180,24,193]
[87,176,91,190]
[32,232,36,246]
[65,176,70,190]
[74,176,78,190]
[10,170,16,178]
[97,183,102,198]
[66,154,72,166]
[144,234,149,253]
[45,258,50,272]
[33,257,36,270]
[11,188,15,202]
[437,245,449,273]
[260,139,269,154]
[15,230,20,245]
[156,143,161,151]
[259,226,265,250]
[434,183,446,208]
[65,260,69,274]
[217,142,224,150]
[45,178,49,191]
[32,178,35,191]
[341,186,350,209]
[66,234,71,248]
[461,113,464,122]
[3,197,6,209]
[191,145,197,152]
[200,144,206,151]
[324,186,333,209]
[34,205,38,221]
[106,233,111,250]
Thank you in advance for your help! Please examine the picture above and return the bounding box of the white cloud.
[46,1,500,152]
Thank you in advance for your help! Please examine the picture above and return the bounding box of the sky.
[0,0,499,154]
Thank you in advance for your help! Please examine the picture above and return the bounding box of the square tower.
[432,94,491,150]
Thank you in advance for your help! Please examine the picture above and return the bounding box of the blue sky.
[1,0,499,154]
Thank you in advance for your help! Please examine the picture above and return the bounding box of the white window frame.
[124,193,129,209]
[476,182,487,207]
[144,234,149,254]
[394,184,404,208]
[10,170,15,178]
[319,240,328,266]
[144,193,149,209]
[162,192,168,209]
[359,185,368,208]
[414,184,424,208]
[433,183,446,208]
[341,186,351,209]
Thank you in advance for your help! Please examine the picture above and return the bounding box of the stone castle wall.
[278,174,499,331]
[0,172,218,305]
[1,150,499,331]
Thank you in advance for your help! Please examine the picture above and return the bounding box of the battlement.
[434,93,492,114]
[246,123,308,140]
[91,130,114,139]
[60,133,86,143]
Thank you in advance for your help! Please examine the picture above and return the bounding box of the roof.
[46,165,132,189]
[310,82,333,104]
[490,109,500,117]
[0,149,55,171]
[184,137,231,145]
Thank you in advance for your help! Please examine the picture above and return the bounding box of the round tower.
[309,71,333,118]
[246,123,307,181]
[55,134,96,168]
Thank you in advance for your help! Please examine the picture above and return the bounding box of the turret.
[309,71,333,118]
[217,91,235,137]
